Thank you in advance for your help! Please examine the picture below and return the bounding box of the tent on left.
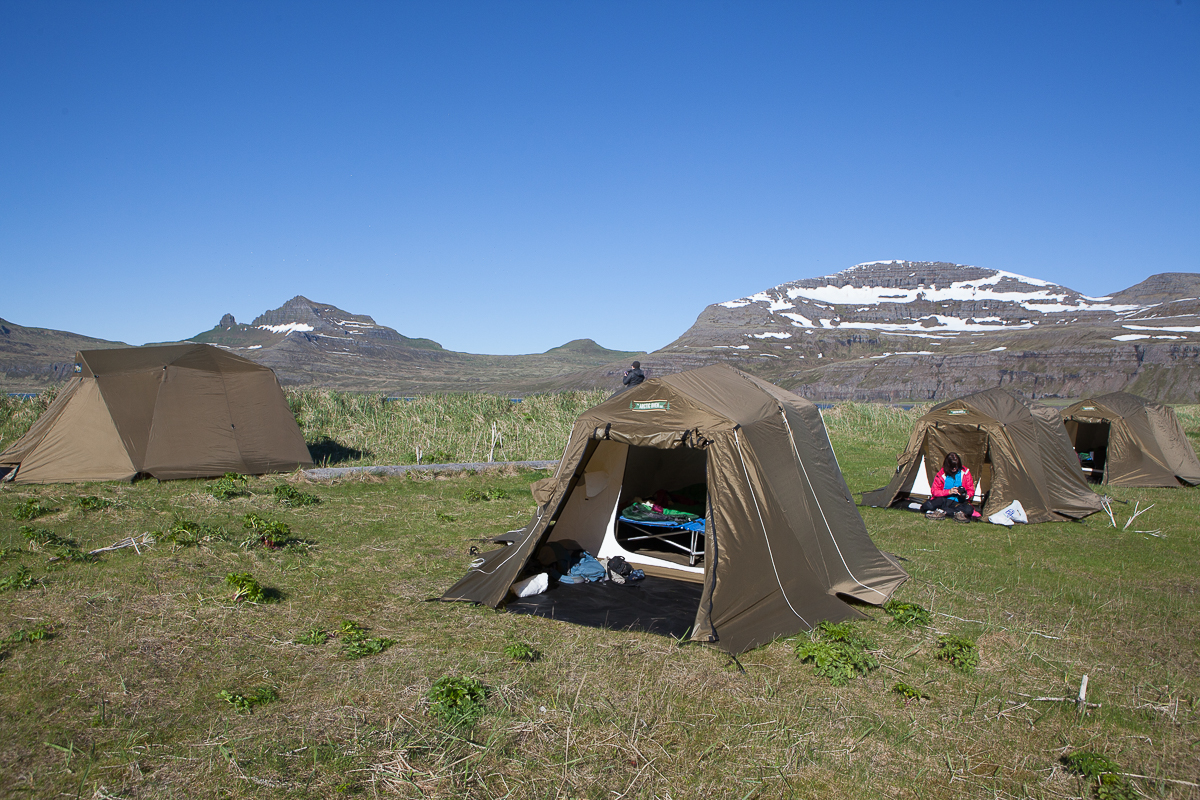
[0,344,313,484]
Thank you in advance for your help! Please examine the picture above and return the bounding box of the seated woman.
[920,452,976,523]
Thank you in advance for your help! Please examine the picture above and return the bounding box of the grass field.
[0,393,1197,799]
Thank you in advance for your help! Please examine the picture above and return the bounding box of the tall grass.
[0,390,57,453]
[288,389,610,466]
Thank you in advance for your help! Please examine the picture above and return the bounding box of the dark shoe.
[953,511,970,523]
[925,509,947,520]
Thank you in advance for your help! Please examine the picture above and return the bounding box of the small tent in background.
[862,387,1103,524]
[442,364,908,655]
[0,344,312,484]
[1061,392,1200,487]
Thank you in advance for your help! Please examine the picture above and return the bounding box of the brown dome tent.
[1061,392,1200,487]
[442,364,908,655]
[0,344,312,484]
[862,387,1103,523]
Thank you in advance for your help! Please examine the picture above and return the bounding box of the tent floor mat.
[504,576,703,639]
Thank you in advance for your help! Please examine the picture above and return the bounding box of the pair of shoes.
[953,511,970,523]
[925,509,947,520]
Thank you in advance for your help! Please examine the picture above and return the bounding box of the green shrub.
[294,627,329,645]
[435,511,457,523]
[0,566,37,593]
[337,620,395,660]
[463,488,508,502]
[20,525,76,551]
[891,682,929,701]
[795,640,879,685]
[11,498,57,521]
[3,622,54,645]
[225,572,266,603]
[936,634,980,673]
[242,513,291,548]
[427,676,488,725]
[1061,751,1137,800]
[77,495,115,511]
[882,600,931,627]
[813,620,876,650]
[218,686,279,714]
[503,641,540,662]
[209,473,249,500]
[273,484,321,507]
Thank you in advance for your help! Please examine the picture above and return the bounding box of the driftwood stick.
[1076,674,1089,710]
[1123,502,1153,530]
[1102,498,1117,528]
[87,532,154,556]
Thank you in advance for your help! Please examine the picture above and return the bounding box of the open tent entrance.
[544,440,707,581]
[507,440,709,637]
[1064,420,1110,483]
[891,428,990,508]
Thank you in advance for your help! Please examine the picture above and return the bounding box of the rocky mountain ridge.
[4,264,1199,401]
[624,262,1200,402]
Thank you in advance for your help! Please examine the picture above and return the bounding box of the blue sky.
[2,1,1197,354]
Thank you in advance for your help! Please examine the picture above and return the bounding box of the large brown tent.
[1061,392,1200,487]
[442,364,908,654]
[0,344,312,484]
[862,388,1103,523]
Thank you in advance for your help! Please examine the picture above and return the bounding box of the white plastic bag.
[989,499,1028,526]
[511,572,549,598]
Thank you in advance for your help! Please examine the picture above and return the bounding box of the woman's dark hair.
[943,452,962,474]
[631,361,641,369]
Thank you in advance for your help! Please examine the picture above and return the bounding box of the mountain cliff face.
[624,262,1200,402]
[0,317,126,390]
[4,266,1198,401]
[187,296,640,394]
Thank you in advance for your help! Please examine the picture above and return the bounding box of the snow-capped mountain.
[642,262,1200,401]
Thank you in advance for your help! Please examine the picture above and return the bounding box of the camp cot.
[441,364,909,655]
[0,344,313,484]
[862,387,1104,524]
[1061,392,1200,488]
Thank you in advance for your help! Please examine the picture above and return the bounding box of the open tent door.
[546,440,705,582]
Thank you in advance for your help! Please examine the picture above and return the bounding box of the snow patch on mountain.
[258,323,314,335]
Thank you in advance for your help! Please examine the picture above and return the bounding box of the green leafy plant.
[813,620,876,650]
[225,572,266,603]
[159,519,227,547]
[11,498,57,521]
[795,640,879,685]
[463,488,508,502]
[77,495,115,511]
[242,513,291,548]
[891,682,929,702]
[294,627,330,645]
[427,676,488,725]
[20,525,76,551]
[435,511,457,523]
[0,565,37,593]
[1061,751,1137,800]
[503,641,540,662]
[337,620,395,660]
[209,473,249,500]
[936,634,980,673]
[883,600,932,627]
[218,686,279,714]
[273,484,321,507]
[3,622,55,645]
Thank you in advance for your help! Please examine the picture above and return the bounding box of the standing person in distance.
[622,361,645,389]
